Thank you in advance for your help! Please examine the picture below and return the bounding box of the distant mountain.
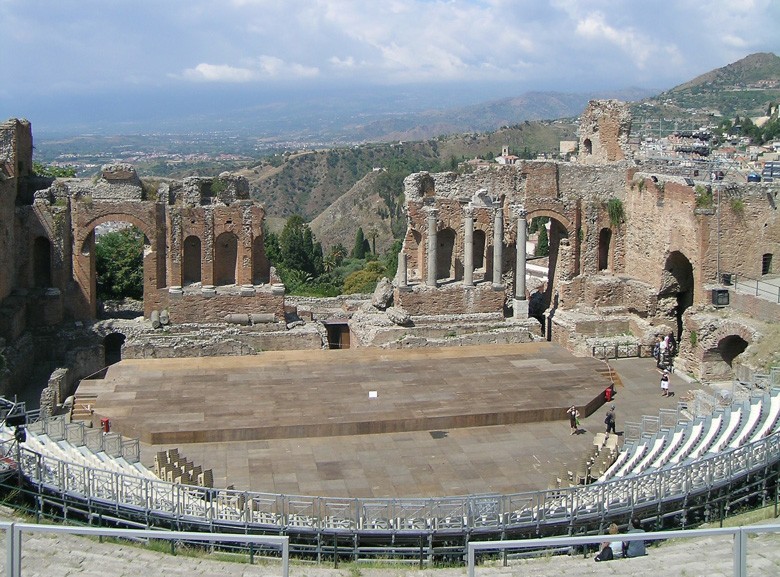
[638,52,780,119]
[342,88,656,142]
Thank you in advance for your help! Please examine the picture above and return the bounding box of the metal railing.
[467,523,780,577]
[0,521,289,577]
[591,343,655,359]
[724,273,780,303]
[12,423,780,542]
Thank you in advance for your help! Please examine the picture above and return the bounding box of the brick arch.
[72,207,161,319]
[76,212,156,250]
[525,209,573,236]
[698,322,756,380]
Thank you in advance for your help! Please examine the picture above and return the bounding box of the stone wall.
[395,283,506,316]
[146,287,285,324]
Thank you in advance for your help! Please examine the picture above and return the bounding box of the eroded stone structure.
[396,101,780,381]
[1,103,779,403]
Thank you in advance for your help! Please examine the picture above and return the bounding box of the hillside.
[635,52,780,121]
[309,171,395,254]
[241,121,578,226]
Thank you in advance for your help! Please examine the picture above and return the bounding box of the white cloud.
[181,63,256,83]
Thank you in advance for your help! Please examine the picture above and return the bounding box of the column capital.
[512,204,527,219]
[425,206,439,218]
[462,203,474,218]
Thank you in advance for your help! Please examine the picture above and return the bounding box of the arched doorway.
[104,333,126,366]
[598,228,612,271]
[437,228,456,280]
[182,235,202,285]
[33,236,52,287]
[214,232,238,285]
[660,251,694,341]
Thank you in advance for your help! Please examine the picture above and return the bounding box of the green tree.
[352,227,367,259]
[96,227,144,300]
[279,215,322,276]
[33,162,77,178]
[264,231,282,266]
[535,225,549,257]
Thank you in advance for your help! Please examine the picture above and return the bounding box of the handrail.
[0,521,289,577]
[12,421,780,537]
[467,523,780,577]
[725,272,780,303]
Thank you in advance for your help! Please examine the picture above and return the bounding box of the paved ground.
[81,345,695,498]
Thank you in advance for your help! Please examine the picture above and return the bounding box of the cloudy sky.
[1,0,779,132]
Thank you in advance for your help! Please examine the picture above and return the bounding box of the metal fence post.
[734,527,747,577]
[5,522,14,577]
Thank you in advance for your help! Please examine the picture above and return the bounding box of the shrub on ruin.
[606,198,625,227]
[343,261,385,294]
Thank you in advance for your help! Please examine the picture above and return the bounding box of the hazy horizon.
[2,1,778,136]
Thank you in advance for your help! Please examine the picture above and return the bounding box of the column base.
[513,298,529,318]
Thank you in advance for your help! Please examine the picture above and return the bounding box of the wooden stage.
[80,343,616,446]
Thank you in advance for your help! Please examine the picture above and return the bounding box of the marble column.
[426,208,438,287]
[396,250,407,288]
[463,205,474,287]
[514,206,529,318]
[492,201,503,286]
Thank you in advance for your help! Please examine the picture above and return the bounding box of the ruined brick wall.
[711,187,780,280]
[147,288,285,324]
[0,118,33,178]
[621,176,702,295]
[395,284,506,316]
[577,100,632,165]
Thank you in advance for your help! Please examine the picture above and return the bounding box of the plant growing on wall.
[730,197,745,215]
[606,198,625,228]
[695,185,714,208]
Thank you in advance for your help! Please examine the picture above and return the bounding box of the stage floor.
[79,344,673,498]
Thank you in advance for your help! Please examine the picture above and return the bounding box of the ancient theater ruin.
[1,101,779,414]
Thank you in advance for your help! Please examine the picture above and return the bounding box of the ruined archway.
[104,332,126,366]
[214,232,238,285]
[526,210,574,314]
[182,235,202,285]
[700,332,750,381]
[33,236,52,287]
[437,228,456,280]
[598,228,612,271]
[660,251,694,341]
[74,208,160,319]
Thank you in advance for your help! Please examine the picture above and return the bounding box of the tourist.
[623,517,647,558]
[567,405,580,435]
[605,404,616,436]
[594,540,614,562]
[652,335,662,361]
[608,523,623,559]
[660,370,670,396]
[667,332,677,357]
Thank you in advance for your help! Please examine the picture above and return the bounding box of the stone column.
[463,205,474,287]
[396,250,407,288]
[492,201,503,286]
[426,207,438,287]
[514,205,529,318]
